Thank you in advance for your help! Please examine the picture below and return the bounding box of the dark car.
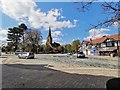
[67,52,73,55]
[77,51,85,58]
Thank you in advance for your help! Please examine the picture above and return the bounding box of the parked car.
[67,52,73,55]
[77,51,85,58]
[15,50,23,55]
[18,52,34,59]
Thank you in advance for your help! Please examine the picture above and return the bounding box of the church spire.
[46,26,52,46]
[48,26,51,37]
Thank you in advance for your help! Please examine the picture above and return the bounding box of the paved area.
[87,55,119,61]
[2,54,119,69]
[2,64,113,88]
[1,54,119,88]
[1,54,119,77]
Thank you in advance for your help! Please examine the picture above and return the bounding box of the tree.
[19,23,27,51]
[71,40,80,52]
[38,45,46,53]
[24,29,42,53]
[44,46,52,54]
[76,1,120,30]
[65,44,73,52]
[7,27,23,51]
[57,46,64,53]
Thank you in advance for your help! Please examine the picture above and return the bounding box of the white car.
[15,50,23,55]
[18,52,34,59]
[77,51,85,58]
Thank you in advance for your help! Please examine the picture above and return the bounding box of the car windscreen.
[77,52,83,54]
[29,53,34,55]
[16,50,23,52]
[21,52,27,54]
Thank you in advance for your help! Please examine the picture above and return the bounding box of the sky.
[0,0,119,45]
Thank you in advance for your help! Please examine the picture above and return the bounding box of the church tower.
[46,27,52,47]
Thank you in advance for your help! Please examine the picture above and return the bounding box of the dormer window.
[106,39,113,42]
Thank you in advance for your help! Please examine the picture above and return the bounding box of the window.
[101,43,106,47]
[118,41,120,46]
[106,41,114,47]
[107,42,112,47]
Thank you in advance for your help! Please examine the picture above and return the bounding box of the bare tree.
[25,29,42,53]
[76,1,120,30]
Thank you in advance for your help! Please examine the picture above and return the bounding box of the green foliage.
[71,40,80,52]
[25,44,32,52]
[44,46,52,54]
[64,40,81,53]
[6,23,42,53]
[19,23,27,30]
[57,46,64,53]
[65,44,73,52]
[38,45,45,53]
[7,27,23,51]
[19,23,28,51]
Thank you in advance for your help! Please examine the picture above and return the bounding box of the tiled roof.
[108,34,120,40]
[84,34,120,45]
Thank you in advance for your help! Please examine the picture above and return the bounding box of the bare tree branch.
[75,1,120,31]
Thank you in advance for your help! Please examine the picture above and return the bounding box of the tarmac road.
[2,64,113,88]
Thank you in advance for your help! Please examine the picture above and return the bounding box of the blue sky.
[0,0,118,45]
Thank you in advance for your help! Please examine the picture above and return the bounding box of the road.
[1,54,119,88]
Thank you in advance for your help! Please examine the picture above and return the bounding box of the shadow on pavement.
[77,57,88,59]
[4,64,49,70]
[2,64,116,89]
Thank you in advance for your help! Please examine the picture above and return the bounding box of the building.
[82,34,120,56]
[46,27,61,53]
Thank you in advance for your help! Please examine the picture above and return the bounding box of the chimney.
[103,35,106,37]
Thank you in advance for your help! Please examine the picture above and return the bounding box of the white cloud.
[0,29,8,44]
[74,19,79,24]
[0,0,76,30]
[51,31,62,37]
[53,37,60,41]
[84,28,110,40]
[51,31,63,43]
[42,39,47,45]
[60,16,65,19]
[52,37,63,44]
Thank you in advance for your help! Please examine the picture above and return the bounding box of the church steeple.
[46,26,61,53]
[46,26,52,46]
[48,26,51,37]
